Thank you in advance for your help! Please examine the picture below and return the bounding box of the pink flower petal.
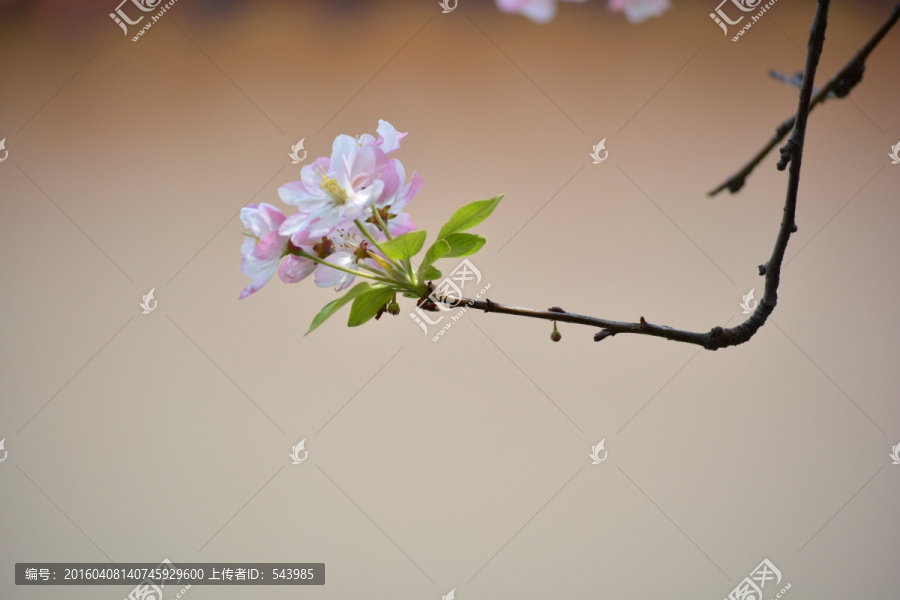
[279,255,317,284]
[376,119,407,154]
[314,252,357,290]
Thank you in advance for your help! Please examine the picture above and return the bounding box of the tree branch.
[708,2,899,197]
[432,0,838,350]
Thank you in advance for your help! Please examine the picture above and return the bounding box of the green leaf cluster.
[306,195,503,333]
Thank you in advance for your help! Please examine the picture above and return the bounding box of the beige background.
[1,0,899,598]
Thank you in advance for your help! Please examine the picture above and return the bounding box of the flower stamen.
[317,166,349,205]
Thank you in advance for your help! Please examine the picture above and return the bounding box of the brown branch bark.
[434,0,843,350]
[709,2,900,196]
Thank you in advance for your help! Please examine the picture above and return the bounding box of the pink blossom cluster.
[496,0,670,23]
[239,120,422,299]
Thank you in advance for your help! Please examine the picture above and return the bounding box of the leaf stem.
[291,249,395,286]
[353,218,407,274]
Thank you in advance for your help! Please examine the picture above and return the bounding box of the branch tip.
[594,329,613,342]
[710,0,896,197]
[424,0,836,351]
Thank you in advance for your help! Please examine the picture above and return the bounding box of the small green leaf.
[380,230,427,261]
[418,239,451,276]
[437,195,503,240]
[348,286,396,327]
[443,233,486,258]
[306,282,372,335]
[420,265,442,281]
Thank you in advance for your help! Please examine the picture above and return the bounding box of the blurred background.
[1,0,899,598]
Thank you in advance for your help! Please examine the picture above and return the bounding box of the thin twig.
[433,0,836,350]
[768,69,829,97]
[709,2,900,196]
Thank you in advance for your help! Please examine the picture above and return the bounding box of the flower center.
[318,168,349,205]
[313,237,335,259]
[353,241,370,263]
[366,206,396,231]
[331,230,371,264]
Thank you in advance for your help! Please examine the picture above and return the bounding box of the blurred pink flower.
[608,0,670,22]
[496,0,587,23]
[239,203,290,299]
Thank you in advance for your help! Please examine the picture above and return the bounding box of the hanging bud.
[550,320,561,342]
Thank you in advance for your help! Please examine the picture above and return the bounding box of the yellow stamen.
[317,167,349,205]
